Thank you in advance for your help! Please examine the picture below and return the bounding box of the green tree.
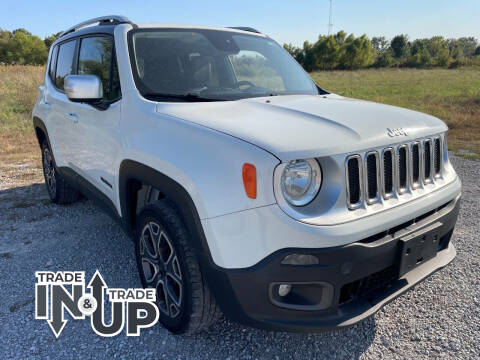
[374,52,393,67]
[391,34,409,58]
[301,41,316,72]
[44,31,63,49]
[407,47,433,68]
[313,35,341,70]
[4,30,48,64]
[410,39,428,56]
[338,34,374,69]
[427,36,451,67]
[456,37,478,57]
[283,43,304,65]
[450,43,464,60]
[12,28,32,36]
[0,28,12,63]
[371,36,389,55]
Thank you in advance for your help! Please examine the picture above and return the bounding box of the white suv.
[33,16,461,334]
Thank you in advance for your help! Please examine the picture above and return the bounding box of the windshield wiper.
[143,92,222,102]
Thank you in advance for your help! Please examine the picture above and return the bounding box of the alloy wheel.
[140,221,183,318]
[43,147,56,195]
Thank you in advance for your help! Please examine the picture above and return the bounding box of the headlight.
[281,159,322,206]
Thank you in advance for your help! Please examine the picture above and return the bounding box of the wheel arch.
[33,116,50,149]
[118,160,213,264]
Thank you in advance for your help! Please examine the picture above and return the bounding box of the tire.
[41,141,80,204]
[134,199,222,334]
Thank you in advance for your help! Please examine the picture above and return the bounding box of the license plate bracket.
[398,222,442,277]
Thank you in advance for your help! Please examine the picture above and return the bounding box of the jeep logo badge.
[387,128,408,137]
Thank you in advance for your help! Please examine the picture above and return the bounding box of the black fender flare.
[32,116,52,150]
[118,159,215,265]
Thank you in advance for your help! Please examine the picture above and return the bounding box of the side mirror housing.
[64,75,103,102]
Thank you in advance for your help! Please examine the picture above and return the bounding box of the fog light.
[278,284,292,297]
[281,254,319,265]
[269,282,334,311]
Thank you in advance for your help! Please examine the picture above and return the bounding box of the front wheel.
[134,200,222,334]
[41,141,79,204]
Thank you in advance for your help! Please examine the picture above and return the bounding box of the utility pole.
[328,0,333,35]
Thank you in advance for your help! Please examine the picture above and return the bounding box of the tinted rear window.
[49,46,59,83]
[55,40,76,90]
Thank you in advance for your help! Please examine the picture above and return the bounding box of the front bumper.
[205,194,460,332]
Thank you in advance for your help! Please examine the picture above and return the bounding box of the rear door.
[44,39,78,167]
[67,35,122,202]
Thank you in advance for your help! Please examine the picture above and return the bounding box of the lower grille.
[339,266,397,305]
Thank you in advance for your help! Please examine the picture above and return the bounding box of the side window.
[49,46,59,83]
[55,40,76,90]
[78,36,121,102]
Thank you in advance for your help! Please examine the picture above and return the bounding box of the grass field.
[0,66,45,187]
[311,68,480,158]
[0,66,478,186]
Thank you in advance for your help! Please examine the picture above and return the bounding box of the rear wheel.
[41,141,80,204]
[135,200,222,334]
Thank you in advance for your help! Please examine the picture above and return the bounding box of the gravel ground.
[0,155,478,359]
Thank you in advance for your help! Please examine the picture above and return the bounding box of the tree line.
[284,31,480,71]
[1,26,479,70]
[0,28,61,65]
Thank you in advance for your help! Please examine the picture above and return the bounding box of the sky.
[2,0,479,46]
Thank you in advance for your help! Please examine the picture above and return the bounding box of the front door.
[44,39,78,168]
[67,35,122,203]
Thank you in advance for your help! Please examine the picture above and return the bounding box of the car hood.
[156,94,447,160]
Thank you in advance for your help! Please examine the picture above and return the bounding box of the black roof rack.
[59,15,134,38]
[228,27,262,34]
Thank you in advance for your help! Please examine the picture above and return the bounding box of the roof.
[135,23,265,36]
[53,16,264,46]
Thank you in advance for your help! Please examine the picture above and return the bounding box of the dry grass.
[311,68,480,157]
[0,65,44,131]
[0,66,45,188]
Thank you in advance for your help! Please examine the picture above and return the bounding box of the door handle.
[66,112,79,123]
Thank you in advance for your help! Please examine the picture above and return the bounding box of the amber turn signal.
[242,163,257,199]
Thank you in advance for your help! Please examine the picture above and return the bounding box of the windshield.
[128,28,320,101]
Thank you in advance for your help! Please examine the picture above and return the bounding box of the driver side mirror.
[64,75,103,102]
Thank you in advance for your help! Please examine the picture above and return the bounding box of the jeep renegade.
[33,16,461,334]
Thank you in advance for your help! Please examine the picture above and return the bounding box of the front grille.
[382,149,394,197]
[424,139,432,181]
[346,156,362,208]
[411,142,420,188]
[345,135,445,210]
[398,145,408,192]
[434,137,442,176]
[366,152,379,202]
